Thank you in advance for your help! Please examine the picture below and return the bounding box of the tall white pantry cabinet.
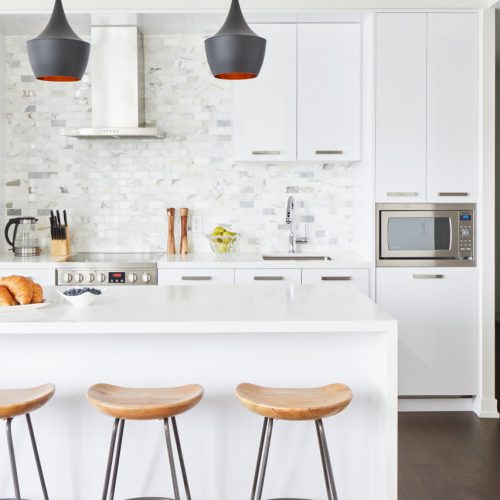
[375,13,478,203]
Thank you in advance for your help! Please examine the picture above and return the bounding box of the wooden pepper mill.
[167,208,176,254]
[180,208,189,254]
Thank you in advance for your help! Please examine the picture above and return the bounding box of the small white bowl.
[57,289,106,308]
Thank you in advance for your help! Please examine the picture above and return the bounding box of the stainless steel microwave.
[376,203,476,267]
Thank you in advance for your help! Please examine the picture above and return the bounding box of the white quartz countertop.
[157,252,372,268]
[0,284,394,334]
[0,252,372,269]
[0,253,65,268]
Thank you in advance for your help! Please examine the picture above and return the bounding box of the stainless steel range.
[56,253,162,286]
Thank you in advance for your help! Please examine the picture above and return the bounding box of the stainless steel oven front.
[376,203,476,267]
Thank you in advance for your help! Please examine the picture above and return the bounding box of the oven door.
[379,210,459,260]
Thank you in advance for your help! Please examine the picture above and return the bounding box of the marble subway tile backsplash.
[3,34,357,254]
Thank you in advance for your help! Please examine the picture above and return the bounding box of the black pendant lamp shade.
[27,0,90,82]
[205,0,266,80]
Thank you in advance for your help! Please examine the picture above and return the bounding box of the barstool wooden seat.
[0,384,55,500]
[87,383,204,500]
[236,382,353,500]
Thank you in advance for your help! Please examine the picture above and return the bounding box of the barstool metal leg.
[164,418,181,500]
[109,419,125,500]
[315,419,338,500]
[171,417,192,500]
[102,418,120,500]
[26,413,50,500]
[254,418,274,500]
[6,418,21,500]
[250,417,268,500]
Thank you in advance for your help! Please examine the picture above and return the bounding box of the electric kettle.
[4,217,41,256]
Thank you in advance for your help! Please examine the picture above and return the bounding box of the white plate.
[0,301,50,313]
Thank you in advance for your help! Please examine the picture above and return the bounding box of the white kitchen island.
[0,285,397,500]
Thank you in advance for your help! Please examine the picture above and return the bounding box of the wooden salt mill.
[167,208,176,254]
[180,208,189,254]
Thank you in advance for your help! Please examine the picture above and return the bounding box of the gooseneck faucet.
[286,195,296,253]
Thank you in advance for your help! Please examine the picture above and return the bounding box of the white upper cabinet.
[233,23,362,163]
[298,24,361,162]
[375,13,478,203]
[375,14,427,203]
[426,13,478,203]
[233,24,297,162]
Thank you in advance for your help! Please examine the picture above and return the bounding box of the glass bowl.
[206,233,240,259]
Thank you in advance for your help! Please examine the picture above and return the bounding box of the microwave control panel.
[458,212,474,258]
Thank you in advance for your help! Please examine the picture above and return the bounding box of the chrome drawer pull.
[315,150,343,155]
[182,276,212,281]
[412,274,444,279]
[386,192,418,197]
[254,276,284,281]
[438,192,469,197]
[321,276,352,281]
[252,150,281,156]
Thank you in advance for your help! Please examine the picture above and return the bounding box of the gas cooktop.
[56,252,163,286]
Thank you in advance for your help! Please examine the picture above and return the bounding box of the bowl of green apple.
[206,226,241,259]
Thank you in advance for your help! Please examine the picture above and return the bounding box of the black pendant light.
[27,0,90,82]
[205,0,266,80]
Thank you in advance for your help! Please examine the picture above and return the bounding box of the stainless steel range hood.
[62,26,163,139]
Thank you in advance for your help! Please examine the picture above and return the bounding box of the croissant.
[31,282,44,304]
[0,276,34,305]
[0,285,17,306]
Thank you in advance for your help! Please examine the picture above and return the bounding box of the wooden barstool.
[236,382,353,500]
[0,384,55,500]
[87,383,204,500]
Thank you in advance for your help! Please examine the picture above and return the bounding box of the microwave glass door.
[380,210,458,259]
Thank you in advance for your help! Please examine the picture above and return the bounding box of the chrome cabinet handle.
[182,276,212,281]
[321,276,352,281]
[438,192,469,197]
[386,192,419,197]
[252,150,281,156]
[412,274,444,279]
[315,150,343,155]
[254,276,284,281]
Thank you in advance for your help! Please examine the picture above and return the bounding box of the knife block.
[50,226,71,257]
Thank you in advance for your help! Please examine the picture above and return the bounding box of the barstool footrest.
[123,497,176,500]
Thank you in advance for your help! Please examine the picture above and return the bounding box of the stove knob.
[142,273,152,284]
[128,273,138,283]
[97,273,107,283]
[87,273,95,283]
[76,273,84,283]
[63,273,73,283]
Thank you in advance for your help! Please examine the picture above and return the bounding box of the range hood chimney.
[62,25,163,139]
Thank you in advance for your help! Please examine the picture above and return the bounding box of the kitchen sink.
[262,255,332,261]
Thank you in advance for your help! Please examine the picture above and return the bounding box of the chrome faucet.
[286,196,296,253]
[286,196,308,254]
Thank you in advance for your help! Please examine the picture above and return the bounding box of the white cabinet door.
[376,267,477,396]
[302,269,370,297]
[0,268,55,286]
[426,13,478,203]
[235,268,301,285]
[297,24,361,162]
[375,13,427,203]
[158,269,235,286]
[233,24,297,162]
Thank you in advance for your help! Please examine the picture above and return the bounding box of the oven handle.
[412,274,444,279]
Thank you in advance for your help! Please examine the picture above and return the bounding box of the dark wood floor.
[399,412,500,499]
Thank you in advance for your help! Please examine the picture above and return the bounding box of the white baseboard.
[398,398,474,412]
[473,397,499,418]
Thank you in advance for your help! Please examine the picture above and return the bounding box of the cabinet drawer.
[0,268,55,286]
[302,269,370,296]
[235,269,301,285]
[158,269,235,286]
